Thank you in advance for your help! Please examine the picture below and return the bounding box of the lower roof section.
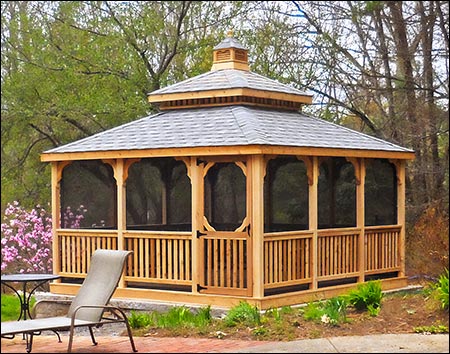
[41,105,415,162]
[41,144,415,163]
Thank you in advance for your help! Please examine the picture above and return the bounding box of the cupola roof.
[147,34,313,111]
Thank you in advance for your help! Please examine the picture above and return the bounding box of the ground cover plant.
[127,275,449,341]
[1,294,36,322]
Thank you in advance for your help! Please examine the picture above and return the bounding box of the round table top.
[1,273,61,282]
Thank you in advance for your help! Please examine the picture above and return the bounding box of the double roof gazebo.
[41,35,415,309]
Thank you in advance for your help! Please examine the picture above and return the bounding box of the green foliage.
[128,311,155,329]
[1,1,255,210]
[429,268,449,310]
[223,301,261,327]
[1,294,36,322]
[346,280,383,316]
[264,305,294,323]
[127,305,212,330]
[414,324,448,334]
[300,296,348,326]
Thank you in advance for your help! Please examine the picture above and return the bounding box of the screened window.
[61,160,116,229]
[365,159,397,226]
[204,162,246,231]
[126,158,191,231]
[318,157,356,229]
[264,156,309,232]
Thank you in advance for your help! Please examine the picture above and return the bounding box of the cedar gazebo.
[40,35,415,309]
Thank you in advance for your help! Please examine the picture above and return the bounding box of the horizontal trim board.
[41,145,415,162]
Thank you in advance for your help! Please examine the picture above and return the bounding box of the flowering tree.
[1,202,87,274]
[1,201,53,274]
[61,205,87,229]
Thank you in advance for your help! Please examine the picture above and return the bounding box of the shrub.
[407,202,449,278]
[1,201,87,275]
[346,280,383,316]
[1,201,53,274]
[301,296,348,326]
[431,268,449,310]
[223,301,261,327]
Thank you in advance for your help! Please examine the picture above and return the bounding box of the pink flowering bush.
[61,205,87,229]
[1,202,88,274]
[1,201,53,274]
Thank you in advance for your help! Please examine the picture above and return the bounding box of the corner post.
[115,159,126,287]
[251,155,265,299]
[357,159,366,282]
[51,162,61,283]
[396,160,406,277]
[309,156,319,290]
[191,157,202,293]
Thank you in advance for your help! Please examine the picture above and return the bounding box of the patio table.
[1,273,61,321]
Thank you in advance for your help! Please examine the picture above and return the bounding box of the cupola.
[147,34,313,111]
[211,31,249,71]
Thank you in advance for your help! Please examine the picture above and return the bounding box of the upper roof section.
[147,33,313,111]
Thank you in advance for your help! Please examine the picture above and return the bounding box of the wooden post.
[396,160,406,277]
[357,159,366,282]
[191,157,201,293]
[251,155,265,299]
[309,156,319,289]
[52,162,61,284]
[115,159,126,287]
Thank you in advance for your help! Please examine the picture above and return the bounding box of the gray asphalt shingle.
[148,69,311,97]
[44,106,413,154]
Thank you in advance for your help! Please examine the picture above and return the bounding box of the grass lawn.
[1,293,36,322]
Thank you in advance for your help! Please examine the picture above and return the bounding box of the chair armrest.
[70,305,129,326]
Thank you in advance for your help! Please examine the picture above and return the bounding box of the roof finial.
[227,29,234,38]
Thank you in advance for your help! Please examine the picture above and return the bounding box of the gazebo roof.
[41,35,414,161]
[148,69,312,99]
[43,105,412,155]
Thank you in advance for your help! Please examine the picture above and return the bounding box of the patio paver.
[1,335,276,353]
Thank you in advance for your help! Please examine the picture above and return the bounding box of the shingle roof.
[148,69,311,97]
[213,36,247,50]
[43,106,413,154]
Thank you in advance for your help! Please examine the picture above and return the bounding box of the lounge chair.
[1,249,138,353]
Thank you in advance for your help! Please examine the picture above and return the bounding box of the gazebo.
[40,35,415,309]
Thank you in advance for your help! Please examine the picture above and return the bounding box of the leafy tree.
[1,1,256,210]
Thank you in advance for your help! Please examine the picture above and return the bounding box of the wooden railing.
[317,228,360,281]
[200,232,249,294]
[57,229,118,276]
[263,231,313,289]
[123,231,192,286]
[54,225,401,293]
[364,225,401,274]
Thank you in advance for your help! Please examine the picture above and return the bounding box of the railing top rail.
[364,225,401,232]
[264,230,313,238]
[57,229,118,236]
[124,230,192,237]
[318,227,361,236]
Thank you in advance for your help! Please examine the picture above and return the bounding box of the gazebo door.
[197,159,252,296]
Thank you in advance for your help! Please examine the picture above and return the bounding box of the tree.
[275,1,449,219]
[1,1,256,210]
[2,1,448,225]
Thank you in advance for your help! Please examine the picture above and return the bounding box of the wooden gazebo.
[40,35,415,309]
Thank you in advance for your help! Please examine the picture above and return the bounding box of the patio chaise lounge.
[1,249,138,353]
